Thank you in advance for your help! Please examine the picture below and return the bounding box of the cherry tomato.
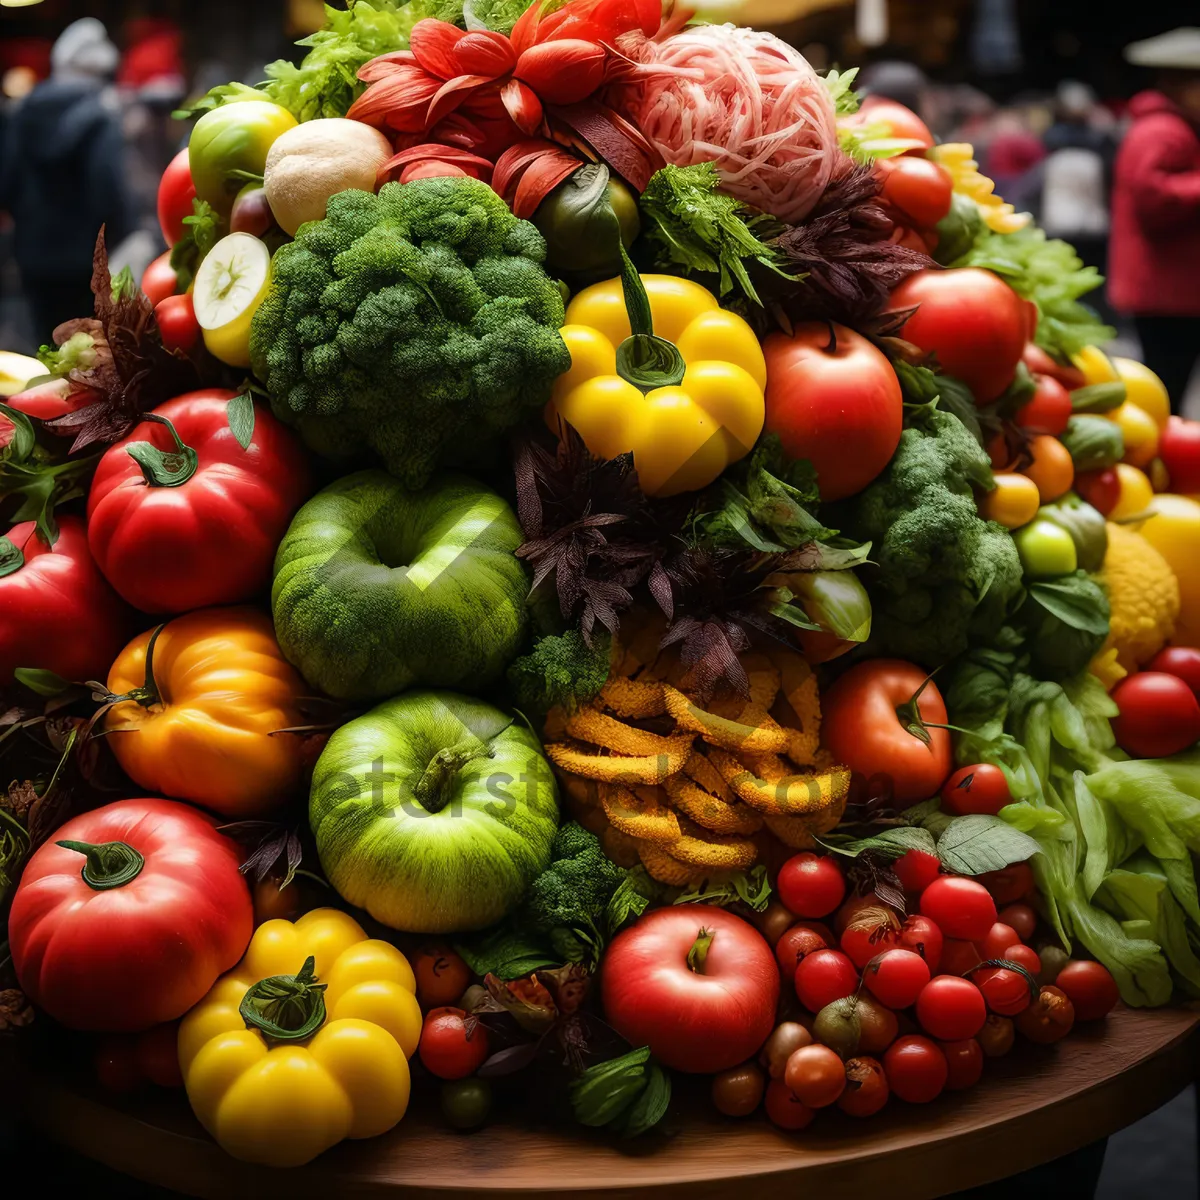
[941,764,1012,817]
[154,294,200,355]
[1022,343,1086,390]
[978,922,1021,961]
[764,1078,816,1130]
[883,1034,948,1103]
[1159,415,1200,494]
[1015,986,1075,1043]
[415,947,473,1010]
[157,147,197,245]
[939,937,982,976]
[977,863,1036,906]
[1147,647,1200,698]
[916,976,987,1040]
[1112,672,1200,758]
[1022,435,1075,504]
[776,923,829,978]
[978,1014,1015,1057]
[835,893,883,937]
[759,1022,814,1078]
[902,912,945,979]
[940,1038,984,1090]
[879,156,953,228]
[920,876,997,941]
[441,1078,492,1130]
[777,852,846,918]
[838,1055,890,1117]
[141,251,177,306]
[894,849,941,894]
[972,966,1034,1017]
[1054,961,1119,1021]
[1075,467,1121,517]
[856,994,900,1054]
[418,1007,489,1080]
[979,472,1042,529]
[858,96,935,147]
[840,905,901,969]
[1015,374,1072,435]
[755,901,798,948]
[823,660,953,807]
[794,950,859,1013]
[711,1061,767,1116]
[864,949,931,1010]
[1002,943,1042,976]
[784,1043,846,1108]
[998,903,1037,943]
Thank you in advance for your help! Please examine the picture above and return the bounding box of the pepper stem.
[413,740,486,814]
[239,956,327,1044]
[687,927,715,974]
[56,839,145,890]
[125,414,198,489]
[614,241,687,394]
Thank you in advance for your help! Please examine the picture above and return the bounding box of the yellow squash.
[547,268,766,497]
[105,606,308,817]
[179,908,420,1168]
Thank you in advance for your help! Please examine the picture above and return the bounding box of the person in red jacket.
[1109,29,1200,411]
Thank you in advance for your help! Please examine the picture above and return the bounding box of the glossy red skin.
[1075,467,1120,517]
[418,1007,489,1079]
[940,763,1011,816]
[1015,374,1072,436]
[763,323,903,502]
[1002,944,1042,976]
[141,251,177,305]
[157,149,196,245]
[87,391,310,613]
[864,949,930,1009]
[882,1035,947,1103]
[920,876,997,941]
[1147,646,1200,697]
[894,848,941,893]
[601,905,779,1074]
[9,798,252,1031]
[764,1078,815,1129]
[1159,416,1200,494]
[1111,672,1200,758]
[0,516,129,684]
[939,937,982,976]
[856,97,934,148]
[977,862,1035,906]
[878,156,953,229]
[915,976,987,1040]
[889,269,1028,403]
[154,294,200,355]
[1022,343,1086,390]
[777,852,845,918]
[0,378,96,449]
[794,948,859,1012]
[973,966,1033,1016]
[823,659,953,806]
[998,903,1038,943]
[775,924,828,977]
[978,922,1020,961]
[899,914,944,973]
[1054,961,1119,1021]
[939,1038,983,1090]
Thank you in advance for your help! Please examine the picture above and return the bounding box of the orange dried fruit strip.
[601,824,643,869]
[667,818,758,870]
[601,783,682,845]
[683,751,735,803]
[637,841,706,887]
[663,686,789,754]
[564,707,686,757]
[665,774,763,836]
[545,739,693,784]
[557,770,600,809]
[762,813,818,850]
[598,676,666,718]
[707,748,851,817]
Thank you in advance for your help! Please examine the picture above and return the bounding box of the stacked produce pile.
[4,0,1200,1169]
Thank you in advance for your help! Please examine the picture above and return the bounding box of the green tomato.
[441,1078,493,1130]
[1037,492,1108,573]
[189,100,297,216]
[310,689,559,933]
[1013,518,1079,579]
[534,163,640,279]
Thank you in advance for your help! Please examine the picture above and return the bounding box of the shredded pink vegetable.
[610,24,839,223]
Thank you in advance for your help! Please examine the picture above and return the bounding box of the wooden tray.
[21,1007,1200,1200]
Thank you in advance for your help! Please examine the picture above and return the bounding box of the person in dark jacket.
[1109,29,1200,410]
[0,19,132,341]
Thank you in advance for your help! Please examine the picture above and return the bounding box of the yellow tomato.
[1111,357,1170,428]
[1071,345,1119,386]
[1138,494,1200,646]
[1109,401,1160,468]
[979,472,1041,528]
[1022,435,1074,503]
[1109,463,1155,521]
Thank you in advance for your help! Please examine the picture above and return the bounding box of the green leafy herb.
[1060,414,1124,472]
[12,668,71,697]
[570,1046,671,1138]
[109,265,138,303]
[936,814,1041,875]
[226,389,257,451]
[824,826,938,861]
[639,162,792,306]
[675,865,772,911]
[821,67,860,116]
[172,81,271,121]
[170,199,223,293]
[36,330,97,380]
[454,924,558,980]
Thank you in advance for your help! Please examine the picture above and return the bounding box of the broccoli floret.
[250,176,571,489]
[844,406,1024,666]
[507,630,611,716]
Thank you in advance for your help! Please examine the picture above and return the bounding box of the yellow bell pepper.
[105,606,309,818]
[179,908,420,1168]
[547,269,766,497]
[1111,356,1170,429]
[1138,494,1200,647]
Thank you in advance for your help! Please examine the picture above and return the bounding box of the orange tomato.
[1109,402,1160,468]
[1021,435,1074,503]
[979,473,1041,529]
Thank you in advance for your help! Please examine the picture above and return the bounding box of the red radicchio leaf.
[501,78,544,135]
[515,40,607,106]
[493,139,583,218]
[378,143,494,186]
[426,73,497,129]
[357,50,415,83]
[409,18,470,79]
[548,100,661,190]
[347,68,443,131]
[454,29,517,76]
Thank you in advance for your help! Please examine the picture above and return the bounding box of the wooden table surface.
[22,1006,1200,1200]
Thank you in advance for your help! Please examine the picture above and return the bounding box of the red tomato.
[414,946,472,1010]
[939,1038,983,1090]
[601,906,779,1073]
[883,1034,947,1103]
[837,1055,889,1117]
[1015,986,1075,1043]
[978,1014,1015,1057]
[972,966,1034,1017]
[1112,672,1200,758]
[921,876,997,940]
[899,914,944,973]
[1075,467,1121,517]
[978,922,1021,960]
[1003,944,1042,976]
[157,148,197,245]
[940,763,1011,816]
[998,903,1037,943]
[764,1078,816,1130]
[762,323,903,501]
[1054,961,1119,1021]
[939,937,982,976]
[783,1043,845,1108]
[141,251,178,305]
[878,156,953,229]
[915,976,987,1040]
[87,391,310,614]
[976,862,1035,906]
[1022,343,1086,391]
[776,923,829,976]
[856,96,935,148]
[1147,647,1200,697]
[777,852,846,918]
[0,516,130,685]
[839,905,901,968]
[889,269,1028,403]
[894,848,941,893]
[0,378,97,449]
[1015,374,1072,436]
[9,798,252,1031]
[864,949,931,1009]
[823,660,952,806]
[418,1007,489,1079]
[794,949,858,1012]
[1159,416,1200,495]
[154,294,200,355]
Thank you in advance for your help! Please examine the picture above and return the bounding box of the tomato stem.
[687,927,715,974]
[55,839,145,890]
[413,739,490,815]
[239,956,328,1044]
[125,413,198,489]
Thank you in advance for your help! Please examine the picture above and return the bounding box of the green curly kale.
[507,630,611,717]
[250,177,570,489]
[843,406,1024,666]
